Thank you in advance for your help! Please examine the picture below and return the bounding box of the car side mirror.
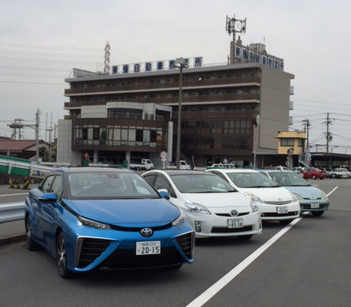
[39,193,58,203]
[158,189,170,200]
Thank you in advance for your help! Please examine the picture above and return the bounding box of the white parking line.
[187,185,340,307]
[186,217,304,307]
[327,186,338,197]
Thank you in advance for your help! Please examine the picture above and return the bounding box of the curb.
[0,234,26,246]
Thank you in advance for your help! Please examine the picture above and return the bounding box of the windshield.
[227,172,279,188]
[170,174,236,193]
[69,172,160,199]
[267,172,310,186]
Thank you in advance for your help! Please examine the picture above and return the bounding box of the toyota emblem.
[140,228,153,237]
[230,210,238,217]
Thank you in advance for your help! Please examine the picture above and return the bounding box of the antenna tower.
[104,41,110,74]
[225,15,247,42]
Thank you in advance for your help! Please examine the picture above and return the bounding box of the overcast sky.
[1,0,350,153]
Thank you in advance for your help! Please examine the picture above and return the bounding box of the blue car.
[25,167,194,278]
[260,170,329,216]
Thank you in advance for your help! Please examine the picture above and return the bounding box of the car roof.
[207,168,259,173]
[56,167,133,174]
[261,170,297,174]
[145,170,214,176]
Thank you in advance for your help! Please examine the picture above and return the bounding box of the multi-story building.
[58,38,294,168]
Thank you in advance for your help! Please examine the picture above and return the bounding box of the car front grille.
[264,200,292,205]
[261,211,298,217]
[101,247,184,269]
[110,223,172,232]
[211,226,253,233]
[176,232,194,259]
[215,212,251,217]
[77,238,111,268]
[304,204,326,209]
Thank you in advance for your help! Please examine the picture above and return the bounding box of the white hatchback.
[142,170,262,239]
[207,169,300,224]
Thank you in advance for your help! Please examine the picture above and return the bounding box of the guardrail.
[0,158,56,176]
[0,202,25,224]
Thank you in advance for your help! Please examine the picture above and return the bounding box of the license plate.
[277,206,288,214]
[136,241,161,255]
[228,218,243,228]
[311,202,320,208]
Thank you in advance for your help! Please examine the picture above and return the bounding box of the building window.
[281,138,294,146]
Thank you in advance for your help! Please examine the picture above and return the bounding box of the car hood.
[64,198,180,227]
[281,186,325,199]
[181,192,251,209]
[237,187,294,202]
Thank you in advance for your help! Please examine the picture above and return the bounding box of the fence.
[0,202,25,224]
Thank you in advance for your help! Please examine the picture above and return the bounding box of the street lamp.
[175,57,186,170]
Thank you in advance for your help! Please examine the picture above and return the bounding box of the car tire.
[312,175,316,180]
[56,232,72,279]
[25,215,39,251]
[311,211,324,217]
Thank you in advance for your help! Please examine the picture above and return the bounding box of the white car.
[207,169,300,224]
[142,170,262,239]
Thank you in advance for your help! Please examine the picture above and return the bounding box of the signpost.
[160,151,168,169]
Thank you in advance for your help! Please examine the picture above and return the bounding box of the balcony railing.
[64,92,260,109]
[64,76,261,96]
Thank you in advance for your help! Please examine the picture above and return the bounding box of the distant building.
[0,139,48,160]
[58,38,294,168]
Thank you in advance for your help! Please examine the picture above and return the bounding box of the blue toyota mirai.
[25,167,194,278]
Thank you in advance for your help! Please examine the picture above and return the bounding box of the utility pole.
[302,119,310,151]
[324,113,334,153]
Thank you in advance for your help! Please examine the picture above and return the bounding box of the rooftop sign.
[111,57,203,75]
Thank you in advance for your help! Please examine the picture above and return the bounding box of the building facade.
[58,42,294,168]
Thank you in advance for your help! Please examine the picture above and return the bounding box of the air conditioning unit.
[290,86,294,95]
[289,116,293,125]
[289,101,294,110]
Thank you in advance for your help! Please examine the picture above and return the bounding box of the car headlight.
[292,192,303,200]
[172,212,186,227]
[244,193,262,213]
[321,192,328,200]
[244,192,263,203]
[78,216,111,230]
[290,192,299,202]
[250,201,259,212]
[185,202,211,215]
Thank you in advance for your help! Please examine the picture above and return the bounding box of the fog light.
[194,221,202,232]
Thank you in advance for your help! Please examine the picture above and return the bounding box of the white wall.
[57,119,81,165]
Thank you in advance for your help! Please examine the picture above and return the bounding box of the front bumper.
[64,223,194,272]
[299,199,329,212]
[259,201,301,221]
[184,210,262,238]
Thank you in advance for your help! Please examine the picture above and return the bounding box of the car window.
[170,174,235,193]
[211,171,230,183]
[40,175,56,193]
[143,174,157,186]
[154,175,176,197]
[268,172,309,186]
[50,175,63,201]
[68,172,160,199]
[227,172,279,188]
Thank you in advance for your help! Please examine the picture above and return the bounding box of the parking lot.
[0,178,350,307]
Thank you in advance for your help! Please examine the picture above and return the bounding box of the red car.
[302,168,326,180]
